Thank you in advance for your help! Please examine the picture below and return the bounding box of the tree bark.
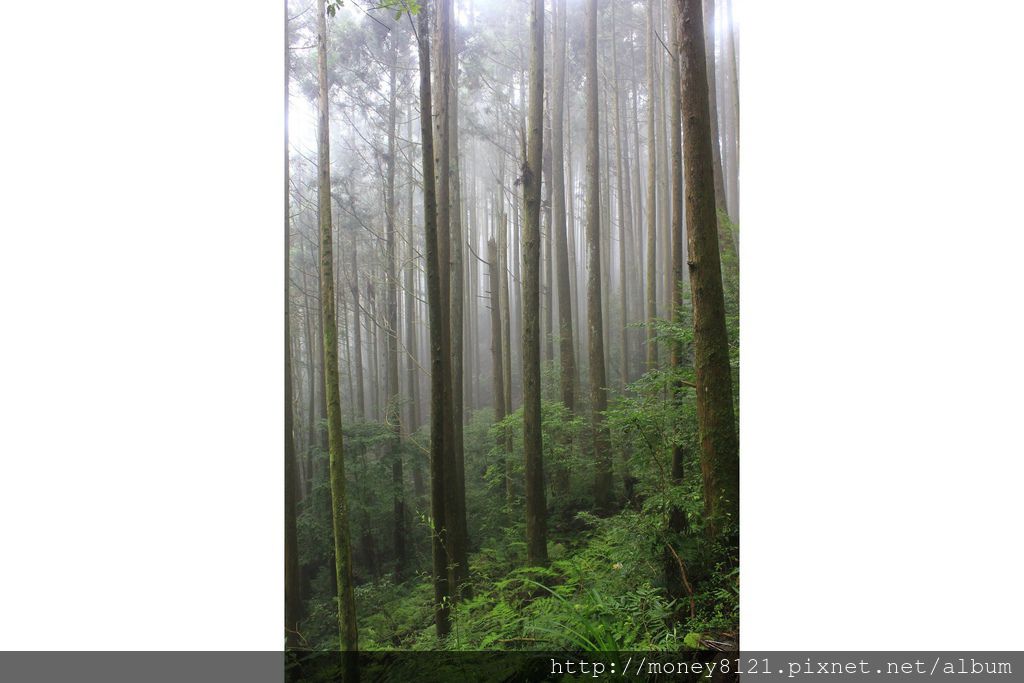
[446,3,470,597]
[434,0,469,599]
[703,0,727,214]
[611,0,629,391]
[678,0,739,537]
[645,0,659,371]
[498,206,514,503]
[585,0,613,512]
[284,2,301,647]
[416,0,452,639]
[522,0,548,567]
[384,30,406,583]
[368,279,380,421]
[405,110,425,501]
[487,235,508,498]
[550,0,574,495]
[350,239,365,420]
[667,0,690,599]
[315,0,359,667]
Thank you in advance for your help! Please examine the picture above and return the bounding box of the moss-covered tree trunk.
[522,0,549,567]
[315,0,359,670]
[432,0,469,602]
[678,0,739,537]
[416,0,452,639]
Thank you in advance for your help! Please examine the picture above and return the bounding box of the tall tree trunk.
[611,0,629,391]
[416,0,451,639]
[316,0,359,668]
[678,0,739,537]
[284,4,301,647]
[629,29,645,287]
[585,0,613,511]
[446,5,470,597]
[645,0,659,370]
[301,240,317,498]
[384,33,406,582]
[433,0,469,601]
[658,0,671,319]
[601,88,612,376]
[566,105,580,373]
[405,110,425,502]
[703,0,739,298]
[522,0,548,567]
[487,235,507,498]
[666,0,690,598]
[722,0,740,223]
[550,0,574,494]
[368,280,380,421]
[703,0,727,214]
[350,240,365,420]
[542,108,554,370]
[499,207,514,503]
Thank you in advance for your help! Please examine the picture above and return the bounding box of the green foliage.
[295,309,737,652]
[488,400,585,509]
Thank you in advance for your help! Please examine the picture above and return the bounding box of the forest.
[283,0,740,662]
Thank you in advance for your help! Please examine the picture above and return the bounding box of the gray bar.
[0,651,1019,682]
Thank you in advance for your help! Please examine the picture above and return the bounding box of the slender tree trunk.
[499,208,514,503]
[416,0,451,639]
[522,0,548,566]
[315,0,359,668]
[601,89,612,374]
[678,0,739,537]
[542,111,554,370]
[565,106,580,374]
[350,241,365,420]
[487,235,507,497]
[629,29,645,283]
[301,240,317,497]
[661,0,674,318]
[722,0,740,223]
[434,0,469,601]
[703,0,739,299]
[498,204,512,417]
[585,0,613,512]
[703,0,727,214]
[550,0,574,494]
[448,7,470,596]
[384,33,406,582]
[666,0,690,598]
[611,1,629,391]
[405,110,425,501]
[284,4,301,647]
[368,280,380,421]
[645,0,659,370]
